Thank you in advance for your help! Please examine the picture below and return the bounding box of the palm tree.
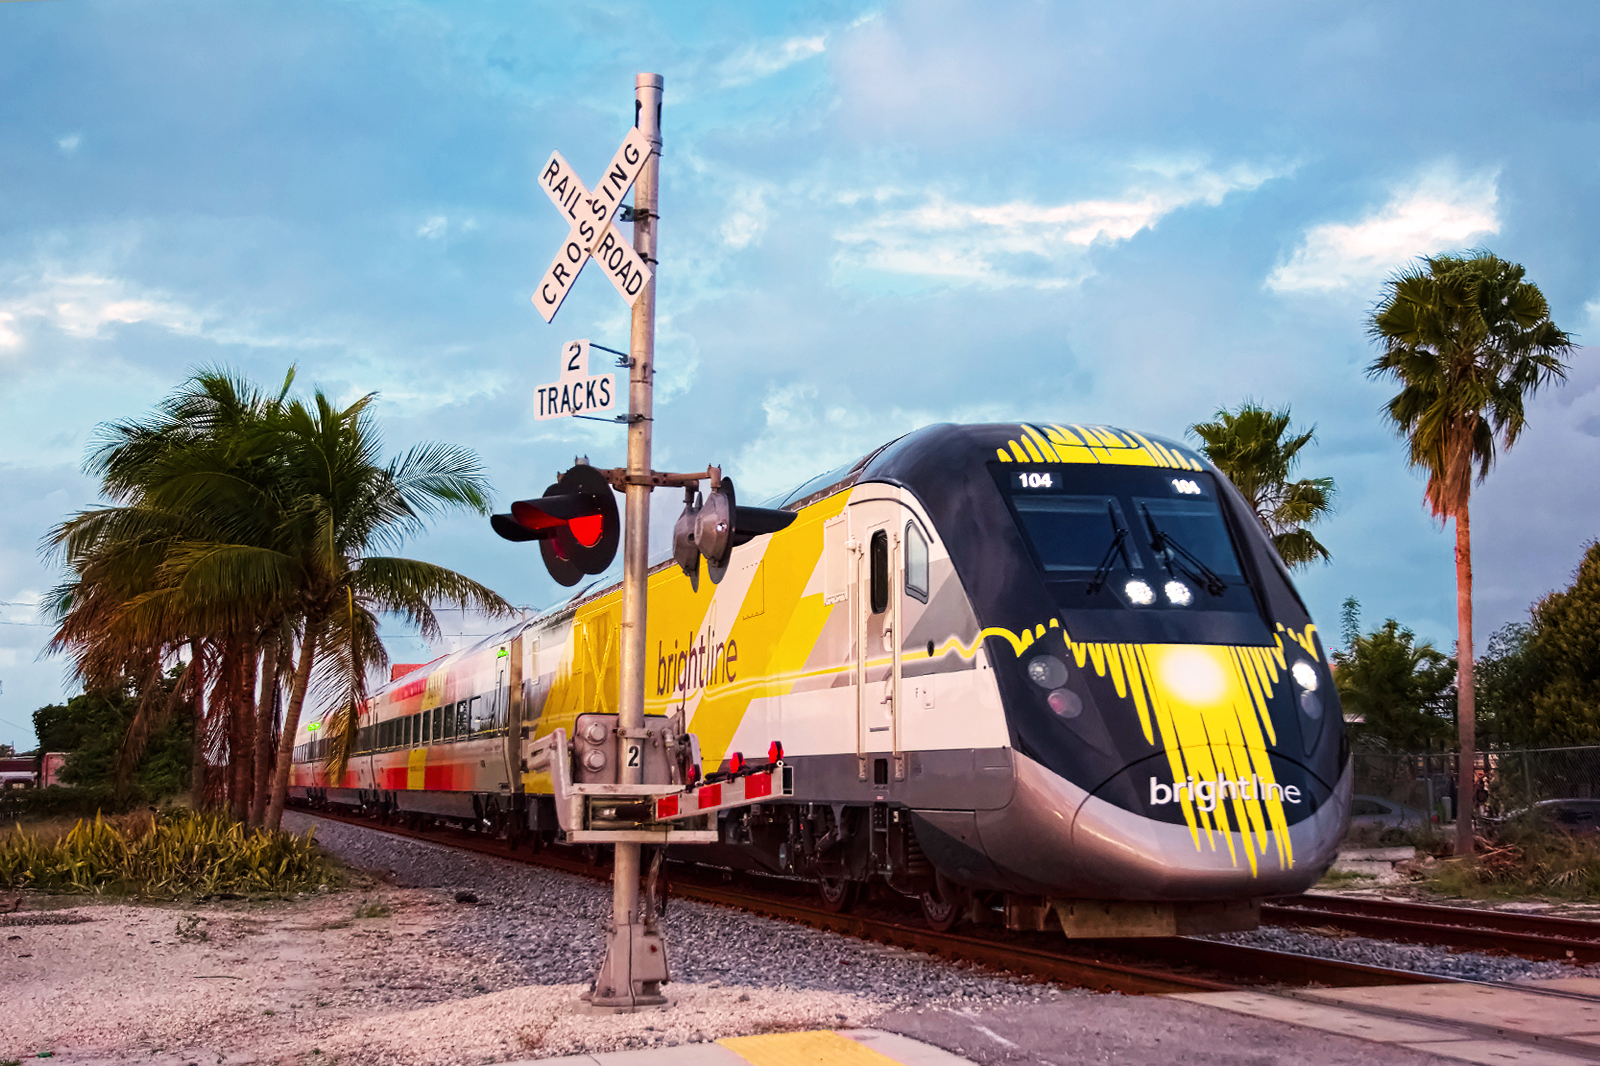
[1367,250,1573,855]
[48,370,298,815]
[1188,402,1336,568]
[46,369,515,829]
[247,390,514,829]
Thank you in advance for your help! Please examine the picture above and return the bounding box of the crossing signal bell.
[492,463,620,586]
[671,475,796,583]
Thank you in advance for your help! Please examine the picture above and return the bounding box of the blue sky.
[2,0,1598,749]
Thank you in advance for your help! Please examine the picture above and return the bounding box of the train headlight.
[1026,655,1068,689]
[1291,660,1319,692]
[1164,580,1192,606]
[1124,579,1155,606]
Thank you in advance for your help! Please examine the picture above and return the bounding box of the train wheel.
[920,874,964,932]
[818,876,856,913]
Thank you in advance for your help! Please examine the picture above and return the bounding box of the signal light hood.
[492,463,621,586]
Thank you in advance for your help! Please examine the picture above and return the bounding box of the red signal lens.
[767,741,783,764]
[569,513,604,548]
[728,751,745,774]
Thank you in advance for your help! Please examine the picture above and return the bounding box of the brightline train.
[290,422,1349,935]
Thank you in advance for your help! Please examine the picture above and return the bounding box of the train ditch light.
[671,475,797,582]
[491,461,621,586]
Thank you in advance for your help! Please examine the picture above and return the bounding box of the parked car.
[1498,799,1600,836]
[1349,794,1428,829]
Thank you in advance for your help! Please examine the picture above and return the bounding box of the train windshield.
[994,464,1270,644]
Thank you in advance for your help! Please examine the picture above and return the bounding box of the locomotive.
[290,422,1350,935]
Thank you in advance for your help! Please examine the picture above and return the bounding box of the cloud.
[832,161,1280,290]
[730,382,1010,499]
[719,34,826,87]
[1,273,201,340]
[718,188,769,249]
[1267,168,1500,294]
[57,133,81,154]
[0,271,338,352]
[417,216,447,239]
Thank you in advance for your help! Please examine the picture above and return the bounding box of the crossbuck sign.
[533,127,655,322]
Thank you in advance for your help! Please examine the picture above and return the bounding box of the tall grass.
[0,809,336,896]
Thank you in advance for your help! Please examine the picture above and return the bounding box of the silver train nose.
[969,751,1350,901]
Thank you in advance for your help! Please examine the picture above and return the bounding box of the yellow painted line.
[719,1030,904,1066]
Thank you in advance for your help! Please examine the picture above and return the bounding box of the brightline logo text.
[1150,775,1302,813]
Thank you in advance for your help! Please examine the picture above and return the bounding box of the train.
[289,421,1350,936]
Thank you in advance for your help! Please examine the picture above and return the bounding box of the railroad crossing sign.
[535,339,616,421]
[533,127,655,323]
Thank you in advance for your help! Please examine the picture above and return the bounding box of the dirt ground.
[0,889,882,1066]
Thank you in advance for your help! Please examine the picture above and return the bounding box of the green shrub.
[0,786,127,822]
[0,809,337,897]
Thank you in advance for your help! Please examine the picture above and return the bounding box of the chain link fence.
[1353,746,1600,823]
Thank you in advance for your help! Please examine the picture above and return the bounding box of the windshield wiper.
[1086,503,1133,595]
[1140,505,1227,596]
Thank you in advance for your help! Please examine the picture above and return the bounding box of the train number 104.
[1014,472,1054,490]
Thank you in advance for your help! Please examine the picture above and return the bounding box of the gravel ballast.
[288,812,1056,1006]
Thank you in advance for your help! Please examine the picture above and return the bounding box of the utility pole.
[588,71,666,1013]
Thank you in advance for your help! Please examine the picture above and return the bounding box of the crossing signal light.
[670,476,796,583]
[491,463,620,586]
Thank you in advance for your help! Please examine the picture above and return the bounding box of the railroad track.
[292,806,1446,995]
[1265,893,1600,963]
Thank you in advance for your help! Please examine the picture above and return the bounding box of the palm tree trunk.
[1455,499,1476,857]
[231,643,257,823]
[249,630,280,827]
[266,622,321,831]
[188,642,208,808]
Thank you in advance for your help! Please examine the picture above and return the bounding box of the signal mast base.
[582,916,671,1012]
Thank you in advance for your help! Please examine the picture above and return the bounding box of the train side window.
[870,529,889,615]
[470,695,488,733]
[443,703,455,742]
[457,700,470,737]
[904,522,928,603]
[433,706,444,742]
[411,712,422,746]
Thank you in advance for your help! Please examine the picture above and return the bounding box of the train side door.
[849,498,904,784]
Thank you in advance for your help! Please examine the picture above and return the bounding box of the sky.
[2,0,1598,750]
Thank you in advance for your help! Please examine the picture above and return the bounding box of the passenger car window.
[870,530,889,615]
[904,522,929,603]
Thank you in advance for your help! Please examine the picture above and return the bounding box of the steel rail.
[294,807,1444,994]
[1265,894,1600,963]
